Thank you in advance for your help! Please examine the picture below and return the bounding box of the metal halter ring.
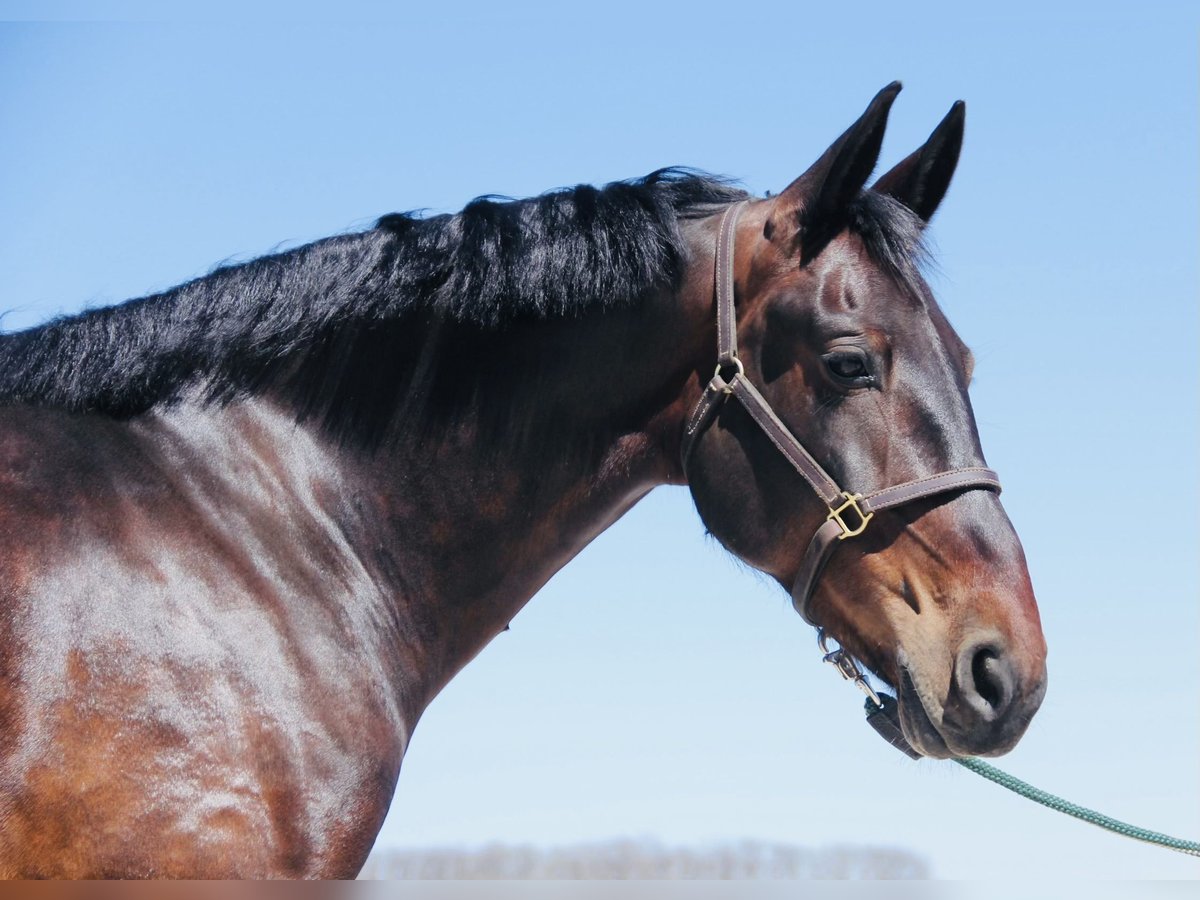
[713,357,745,393]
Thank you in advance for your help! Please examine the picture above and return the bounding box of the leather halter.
[680,200,1002,626]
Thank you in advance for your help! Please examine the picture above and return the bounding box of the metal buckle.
[827,491,873,540]
[818,629,882,708]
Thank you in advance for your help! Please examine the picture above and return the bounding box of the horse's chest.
[0,569,407,877]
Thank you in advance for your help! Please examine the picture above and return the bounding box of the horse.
[0,82,1046,878]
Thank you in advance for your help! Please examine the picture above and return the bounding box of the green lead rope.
[862,695,1200,857]
[952,756,1200,857]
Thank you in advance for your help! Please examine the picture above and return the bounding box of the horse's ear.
[873,100,965,223]
[771,82,901,252]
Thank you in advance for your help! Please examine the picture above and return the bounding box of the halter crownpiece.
[680,200,1002,626]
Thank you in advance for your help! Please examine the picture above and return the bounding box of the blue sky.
[1,3,1197,879]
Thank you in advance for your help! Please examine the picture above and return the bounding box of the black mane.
[0,169,925,448]
[0,169,743,443]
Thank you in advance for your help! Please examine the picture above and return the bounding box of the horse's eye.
[823,350,873,385]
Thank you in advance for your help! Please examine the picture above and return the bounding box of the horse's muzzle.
[899,633,1047,758]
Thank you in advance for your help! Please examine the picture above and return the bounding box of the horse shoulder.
[0,405,410,877]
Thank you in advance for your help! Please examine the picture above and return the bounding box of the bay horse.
[0,83,1046,878]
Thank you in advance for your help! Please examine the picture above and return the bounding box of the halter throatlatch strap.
[680,200,1002,626]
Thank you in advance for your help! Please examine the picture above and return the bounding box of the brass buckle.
[827,491,873,540]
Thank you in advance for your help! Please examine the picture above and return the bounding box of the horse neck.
[326,275,716,708]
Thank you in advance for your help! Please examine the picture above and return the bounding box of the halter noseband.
[680,200,1002,627]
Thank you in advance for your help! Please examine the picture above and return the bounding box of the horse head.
[685,84,1047,758]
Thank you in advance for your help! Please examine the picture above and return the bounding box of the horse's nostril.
[970,647,1009,711]
[940,634,1044,753]
[956,639,1015,722]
